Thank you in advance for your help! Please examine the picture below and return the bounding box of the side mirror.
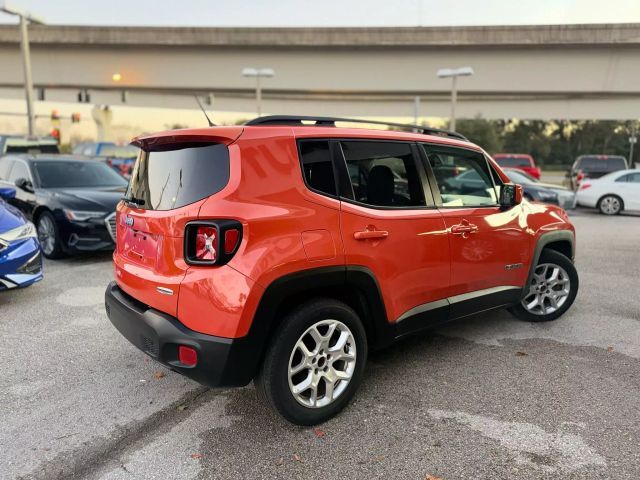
[15,177,34,193]
[500,183,523,207]
[0,186,16,200]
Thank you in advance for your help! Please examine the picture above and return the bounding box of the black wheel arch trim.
[523,230,575,299]
[244,265,393,381]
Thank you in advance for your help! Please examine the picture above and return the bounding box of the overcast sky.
[0,0,639,26]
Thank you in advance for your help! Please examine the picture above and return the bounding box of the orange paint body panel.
[112,123,575,341]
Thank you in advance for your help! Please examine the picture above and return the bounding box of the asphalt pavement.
[1,209,639,480]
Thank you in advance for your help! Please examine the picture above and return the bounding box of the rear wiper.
[122,196,145,206]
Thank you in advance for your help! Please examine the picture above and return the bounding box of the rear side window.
[126,143,230,211]
[298,140,336,197]
[340,141,425,208]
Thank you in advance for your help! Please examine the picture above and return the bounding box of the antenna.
[194,95,215,127]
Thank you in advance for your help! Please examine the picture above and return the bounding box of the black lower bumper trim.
[105,282,255,388]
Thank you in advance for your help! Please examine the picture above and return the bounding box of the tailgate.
[113,138,236,317]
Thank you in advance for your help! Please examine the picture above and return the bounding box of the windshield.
[505,170,536,184]
[6,144,60,154]
[575,156,627,172]
[100,145,139,158]
[33,161,129,188]
[495,156,532,167]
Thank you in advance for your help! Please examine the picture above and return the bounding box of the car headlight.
[64,210,105,222]
[0,222,37,243]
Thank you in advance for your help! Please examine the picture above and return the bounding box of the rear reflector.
[178,345,198,367]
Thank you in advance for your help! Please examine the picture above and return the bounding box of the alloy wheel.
[37,216,56,256]
[600,196,621,215]
[521,263,571,316]
[288,319,356,408]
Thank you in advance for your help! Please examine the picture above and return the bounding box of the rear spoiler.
[131,127,244,152]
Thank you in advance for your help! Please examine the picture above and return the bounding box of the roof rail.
[244,115,468,141]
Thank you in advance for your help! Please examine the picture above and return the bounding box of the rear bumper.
[105,281,256,387]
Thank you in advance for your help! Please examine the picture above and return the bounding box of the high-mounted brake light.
[184,220,242,266]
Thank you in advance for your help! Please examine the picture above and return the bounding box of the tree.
[455,117,503,154]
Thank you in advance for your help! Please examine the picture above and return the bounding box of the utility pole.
[1,2,45,137]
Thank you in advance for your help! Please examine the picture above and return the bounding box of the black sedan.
[444,167,559,205]
[0,155,127,258]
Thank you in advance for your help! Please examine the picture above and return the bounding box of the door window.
[340,141,426,208]
[422,145,498,207]
[616,172,640,183]
[7,161,31,183]
[0,158,13,180]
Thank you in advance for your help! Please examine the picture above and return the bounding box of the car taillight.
[184,220,242,266]
[577,171,584,182]
[580,183,592,190]
[195,226,217,261]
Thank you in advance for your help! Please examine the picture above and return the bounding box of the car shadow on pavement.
[191,310,631,479]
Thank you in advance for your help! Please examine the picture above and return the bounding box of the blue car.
[0,187,43,290]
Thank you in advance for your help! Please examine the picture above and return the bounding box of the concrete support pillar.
[91,105,113,141]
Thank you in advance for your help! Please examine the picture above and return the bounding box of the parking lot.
[1,209,639,480]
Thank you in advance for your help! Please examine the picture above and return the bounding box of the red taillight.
[195,226,217,261]
[178,345,197,367]
[580,183,592,190]
[185,220,242,266]
[577,171,585,182]
[224,228,240,254]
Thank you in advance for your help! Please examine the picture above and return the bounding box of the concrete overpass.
[0,23,639,120]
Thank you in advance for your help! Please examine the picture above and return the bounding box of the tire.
[508,249,578,322]
[255,298,368,425]
[36,211,64,259]
[598,195,623,215]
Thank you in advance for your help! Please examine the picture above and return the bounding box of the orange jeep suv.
[105,116,578,425]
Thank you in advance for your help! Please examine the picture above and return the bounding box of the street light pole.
[1,2,44,137]
[436,66,474,131]
[19,14,35,137]
[630,124,638,168]
[242,67,275,117]
[449,76,458,131]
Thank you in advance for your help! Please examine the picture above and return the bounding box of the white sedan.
[576,169,640,215]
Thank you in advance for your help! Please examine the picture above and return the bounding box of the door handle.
[354,229,389,240]
[450,222,478,235]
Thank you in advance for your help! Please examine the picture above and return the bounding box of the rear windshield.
[125,143,229,211]
[575,156,627,172]
[6,144,60,154]
[495,157,532,167]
